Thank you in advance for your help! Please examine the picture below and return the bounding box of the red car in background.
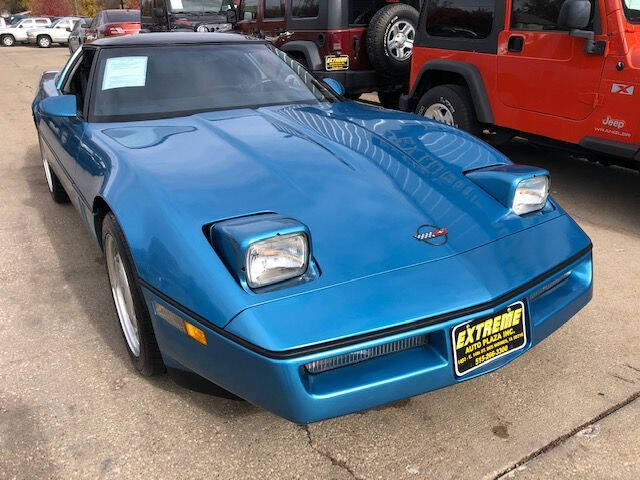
[84,9,140,44]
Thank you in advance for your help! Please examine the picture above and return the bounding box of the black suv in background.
[235,0,421,107]
[141,0,237,32]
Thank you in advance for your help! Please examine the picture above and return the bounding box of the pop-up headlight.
[512,176,549,215]
[209,214,315,291]
[246,233,308,288]
[466,165,550,215]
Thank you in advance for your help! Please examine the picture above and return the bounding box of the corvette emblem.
[414,225,448,246]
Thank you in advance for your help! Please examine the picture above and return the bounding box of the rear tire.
[366,4,419,78]
[416,84,481,135]
[102,213,165,376]
[37,35,51,48]
[1,34,15,47]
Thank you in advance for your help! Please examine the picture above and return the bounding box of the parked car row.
[0,9,140,50]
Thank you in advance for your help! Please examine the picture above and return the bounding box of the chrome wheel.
[2,35,14,47]
[42,158,54,192]
[38,36,51,48]
[105,234,140,357]
[386,20,415,61]
[424,103,455,126]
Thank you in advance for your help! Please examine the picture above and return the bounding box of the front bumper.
[142,246,592,424]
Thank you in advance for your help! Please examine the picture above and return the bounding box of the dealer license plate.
[325,55,349,71]
[452,301,527,377]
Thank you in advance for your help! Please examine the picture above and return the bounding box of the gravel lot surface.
[1,46,639,480]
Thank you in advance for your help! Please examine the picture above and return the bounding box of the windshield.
[623,0,640,22]
[48,19,64,28]
[168,0,233,13]
[91,43,339,122]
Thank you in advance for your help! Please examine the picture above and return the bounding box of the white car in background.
[0,17,52,46]
[27,17,81,48]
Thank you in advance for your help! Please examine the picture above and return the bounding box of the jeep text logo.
[602,116,625,129]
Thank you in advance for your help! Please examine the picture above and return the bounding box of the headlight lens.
[246,233,308,288]
[512,176,549,215]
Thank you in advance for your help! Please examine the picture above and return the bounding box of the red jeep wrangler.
[401,0,640,167]
[235,0,421,107]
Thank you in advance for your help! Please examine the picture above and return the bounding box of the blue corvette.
[32,33,592,423]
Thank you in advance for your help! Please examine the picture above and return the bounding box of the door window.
[425,0,494,39]
[36,19,49,25]
[511,0,594,30]
[62,49,96,115]
[240,0,258,20]
[265,0,285,18]
[291,0,319,18]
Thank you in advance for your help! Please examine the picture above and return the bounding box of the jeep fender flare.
[280,41,323,71]
[407,60,494,124]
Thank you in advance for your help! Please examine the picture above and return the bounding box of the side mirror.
[66,27,71,32]
[226,9,237,24]
[557,0,591,29]
[323,78,345,96]
[153,7,165,18]
[40,95,77,118]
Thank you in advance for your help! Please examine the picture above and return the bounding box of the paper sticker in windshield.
[170,0,183,9]
[102,56,148,91]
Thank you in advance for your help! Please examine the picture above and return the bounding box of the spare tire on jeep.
[366,3,419,78]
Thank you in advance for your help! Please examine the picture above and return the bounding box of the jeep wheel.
[1,34,15,47]
[37,35,52,48]
[367,4,419,78]
[416,85,481,135]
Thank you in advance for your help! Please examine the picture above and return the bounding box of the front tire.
[1,34,15,47]
[416,84,481,135]
[102,213,165,376]
[37,35,51,48]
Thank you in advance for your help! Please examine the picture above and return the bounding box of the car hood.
[91,102,563,324]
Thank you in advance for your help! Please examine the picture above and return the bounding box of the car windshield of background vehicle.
[511,0,593,30]
[91,44,339,122]
[291,0,319,18]
[169,0,233,13]
[623,0,640,22]
[105,10,140,22]
[425,0,494,39]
